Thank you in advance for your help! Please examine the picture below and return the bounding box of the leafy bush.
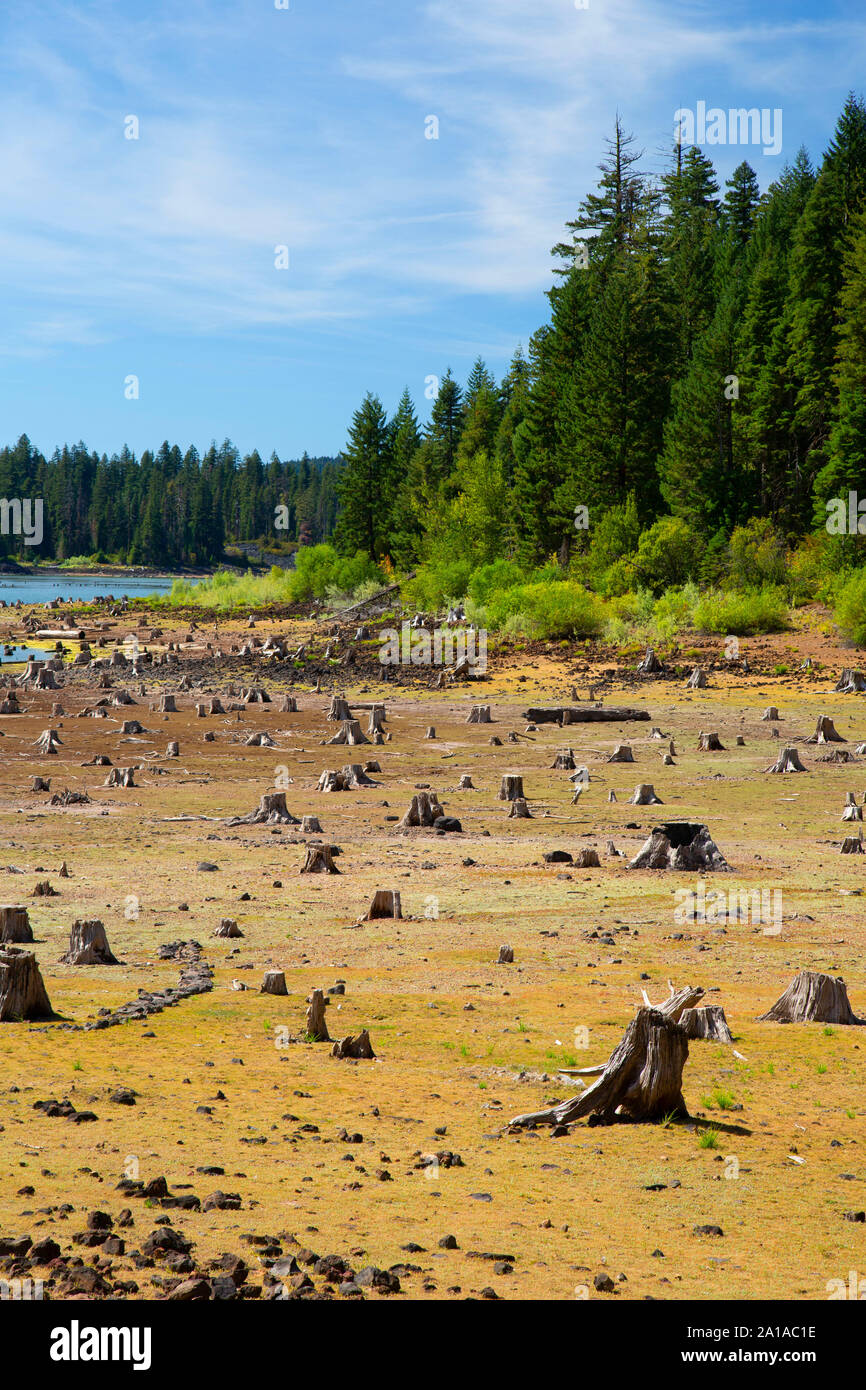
[726,518,788,589]
[586,494,640,579]
[481,581,604,639]
[634,517,705,594]
[692,585,788,635]
[466,559,525,605]
[401,558,474,610]
[834,569,866,644]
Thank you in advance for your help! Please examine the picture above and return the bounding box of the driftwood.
[524,707,650,725]
[697,730,725,751]
[759,971,862,1025]
[60,919,119,966]
[681,1005,733,1043]
[305,989,330,1041]
[0,947,54,1021]
[765,745,807,773]
[300,844,340,874]
[0,906,33,944]
[630,783,662,805]
[261,970,288,996]
[228,792,299,826]
[331,1030,375,1059]
[629,822,731,872]
[499,774,524,801]
[365,890,402,920]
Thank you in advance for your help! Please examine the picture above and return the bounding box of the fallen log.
[523,707,650,725]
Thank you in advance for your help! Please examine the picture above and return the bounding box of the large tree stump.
[835,669,866,694]
[245,731,276,747]
[551,749,576,770]
[457,774,475,789]
[341,763,377,788]
[300,844,340,874]
[261,970,288,996]
[637,647,663,674]
[0,948,54,1021]
[228,792,299,826]
[496,944,514,963]
[306,988,330,1041]
[630,783,663,805]
[214,919,243,938]
[104,767,136,787]
[765,745,807,773]
[681,1005,733,1043]
[302,815,322,833]
[398,791,444,828]
[628,822,731,871]
[155,694,177,713]
[511,1007,691,1127]
[499,774,524,801]
[34,729,62,755]
[840,835,864,854]
[60,919,119,965]
[331,1030,374,1059]
[697,730,725,751]
[0,907,33,944]
[842,793,863,822]
[607,744,634,763]
[806,714,846,744]
[467,705,492,724]
[686,667,707,689]
[327,696,352,721]
[327,719,369,746]
[761,706,780,721]
[119,720,145,735]
[31,776,51,793]
[759,971,862,1025]
[508,796,532,818]
[365,890,402,920]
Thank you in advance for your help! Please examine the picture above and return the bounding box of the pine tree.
[333,393,392,558]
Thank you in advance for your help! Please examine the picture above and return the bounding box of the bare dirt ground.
[0,602,864,1302]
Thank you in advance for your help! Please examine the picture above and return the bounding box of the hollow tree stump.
[261,970,288,996]
[60,919,119,966]
[365,890,402,920]
[499,774,524,801]
[0,907,33,944]
[306,989,330,1041]
[331,1029,375,1059]
[0,947,54,1021]
[758,971,862,1025]
[300,844,340,874]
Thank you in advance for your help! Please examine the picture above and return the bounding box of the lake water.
[0,573,184,605]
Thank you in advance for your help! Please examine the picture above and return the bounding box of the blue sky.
[1,0,864,461]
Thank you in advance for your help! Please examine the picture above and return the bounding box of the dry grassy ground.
[0,608,864,1301]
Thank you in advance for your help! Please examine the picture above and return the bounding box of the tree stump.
[243,686,270,704]
[628,822,731,871]
[686,667,707,689]
[574,848,601,867]
[119,720,145,735]
[508,797,532,818]
[341,763,377,788]
[0,693,21,714]
[280,696,298,713]
[0,907,32,944]
[551,749,576,769]
[511,1007,690,1127]
[758,971,862,1025]
[31,776,51,792]
[60,919,119,966]
[499,774,524,801]
[261,970,288,996]
[327,719,369,746]
[166,741,179,757]
[842,793,863,822]
[203,730,215,742]
[835,669,866,694]
[59,861,70,878]
[327,696,352,722]
[244,731,276,747]
[488,735,502,746]
[0,948,54,1021]
[607,744,634,763]
[305,988,330,1041]
[331,1030,374,1059]
[112,690,136,706]
[496,944,514,963]
[681,1005,733,1043]
[761,706,780,721]
[457,774,475,789]
[300,844,340,874]
[697,731,725,751]
[467,705,492,724]
[424,726,436,740]
[155,694,177,713]
[637,647,663,675]
[34,729,62,755]
[841,835,864,854]
[765,746,807,773]
[228,792,299,826]
[806,714,845,744]
[630,784,663,805]
[214,919,243,938]
[104,767,136,787]
[662,752,676,766]
[398,791,444,828]
[366,706,386,736]
[365,890,402,920]
[302,815,322,833]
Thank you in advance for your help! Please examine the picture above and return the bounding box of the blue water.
[0,573,184,605]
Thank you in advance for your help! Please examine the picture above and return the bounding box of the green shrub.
[726,517,788,588]
[834,568,866,644]
[692,585,788,635]
[401,558,474,610]
[466,559,525,605]
[482,581,604,639]
[634,517,705,594]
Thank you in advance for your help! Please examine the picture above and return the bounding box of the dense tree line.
[336,95,866,576]
[0,438,341,565]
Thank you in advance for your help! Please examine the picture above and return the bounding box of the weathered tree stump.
[327,696,352,722]
[607,744,634,763]
[761,706,780,721]
[765,745,807,773]
[0,947,54,1021]
[244,731,276,747]
[166,740,179,757]
[60,919,119,966]
[34,729,62,755]
[302,815,322,833]
[759,971,862,1025]
[841,835,864,854]
[331,1030,374,1059]
[488,735,502,746]
[398,791,444,829]
[0,692,21,714]
[467,705,492,724]
[608,789,617,802]
[630,783,663,805]
[261,970,288,996]
[628,822,731,871]
[649,727,664,739]
[214,919,243,938]
[341,762,377,788]
[228,792,299,826]
[551,749,576,769]
[119,720,145,735]
[243,686,270,704]
[806,714,845,744]
[0,906,32,944]
[499,774,525,801]
[835,669,866,694]
[280,696,298,713]
[112,690,136,706]
[300,844,340,874]
[424,726,437,740]
[637,647,664,675]
[31,776,51,792]
[365,889,402,920]
[155,694,177,713]
[508,797,532,818]
[662,752,676,766]
[496,944,514,964]
[305,988,330,1041]
[686,667,707,689]
[574,848,601,867]
[457,774,475,790]
[681,1005,733,1043]
[842,793,863,822]
[59,861,70,878]
[697,731,725,751]
[104,767,136,787]
[327,719,369,746]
